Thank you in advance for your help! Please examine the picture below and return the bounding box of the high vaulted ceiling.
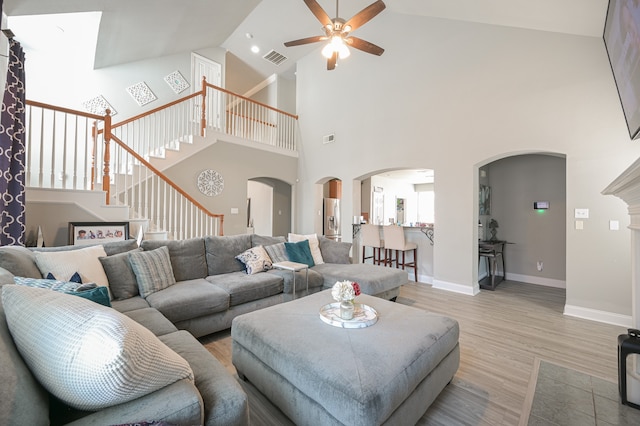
[4,0,609,78]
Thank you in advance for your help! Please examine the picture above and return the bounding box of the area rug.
[522,358,640,425]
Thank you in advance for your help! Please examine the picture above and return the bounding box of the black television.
[604,0,640,140]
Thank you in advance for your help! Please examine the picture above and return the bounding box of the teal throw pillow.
[64,286,112,307]
[284,240,315,267]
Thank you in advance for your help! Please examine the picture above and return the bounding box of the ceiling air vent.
[263,50,288,66]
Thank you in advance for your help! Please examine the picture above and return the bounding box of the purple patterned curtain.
[0,39,26,246]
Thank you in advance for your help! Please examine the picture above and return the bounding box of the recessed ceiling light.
[251,45,260,53]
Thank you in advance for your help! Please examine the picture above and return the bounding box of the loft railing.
[107,78,298,162]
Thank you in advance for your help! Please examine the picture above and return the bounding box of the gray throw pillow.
[99,249,141,300]
[251,234,285,247]
[264,242,289,263]
[129,246,176,298]
[319,237,352,264]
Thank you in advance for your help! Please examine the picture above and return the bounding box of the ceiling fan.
[284,0,386,70]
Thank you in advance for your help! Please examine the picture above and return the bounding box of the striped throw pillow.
[129,246,176,298]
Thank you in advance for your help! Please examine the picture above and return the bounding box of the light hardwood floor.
[200,280,627,425]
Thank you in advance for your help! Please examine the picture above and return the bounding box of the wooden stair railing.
[106,133,224,238]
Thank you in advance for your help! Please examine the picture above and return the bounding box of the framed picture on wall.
[479,185,491,216]
[69,222,130,246]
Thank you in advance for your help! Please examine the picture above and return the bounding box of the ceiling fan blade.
[346,37,384,56]
[304,0,333,27]
[343,0,386,32]
[284,35,326,47]
[327,52,337,70]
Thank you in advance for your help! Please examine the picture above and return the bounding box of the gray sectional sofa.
[0,233,408,425]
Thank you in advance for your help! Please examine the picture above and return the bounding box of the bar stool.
[383,225,418,281]
[618,329,640,409]
[361,224,385,265]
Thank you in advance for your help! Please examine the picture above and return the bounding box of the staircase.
[24,78,299,240]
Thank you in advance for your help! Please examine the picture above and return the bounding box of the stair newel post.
[201,76,207,137]
[103,109,112,205]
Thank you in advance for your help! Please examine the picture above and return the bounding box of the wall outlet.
[537,261,543,271]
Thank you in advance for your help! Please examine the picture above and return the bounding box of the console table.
[479,240,506,290]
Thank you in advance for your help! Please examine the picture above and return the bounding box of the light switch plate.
[575,220,584,230]
[574,208,589,219]
[231,207,239,214]
[610,220,620,231]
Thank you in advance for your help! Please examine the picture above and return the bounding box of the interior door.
[191,53,222,130]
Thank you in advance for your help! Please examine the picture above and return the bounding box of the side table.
[272,261,309,299]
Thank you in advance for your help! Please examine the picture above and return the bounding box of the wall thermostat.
[534,201,549,210]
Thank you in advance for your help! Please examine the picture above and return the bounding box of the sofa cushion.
[100,248,141,300]
[251,234,285,247]
[0,266,14,285]
[129,246,176,298]
[206,271,283,307]
[0,289,49,426]
[123,307,179,337]
[159,330,249,425]
[1,285,194,411]
[205,234,252,275]
[141,238,207,282]
[0,246,41,278]
[145,279,230,323]
[288,233,324,265]
[312,263,408,296]
[111,296,150,313]
[33,245,110,289]
[235,246,272,275]
[264,242,288,263]
[319,236,353,264]
[284,239,315,267]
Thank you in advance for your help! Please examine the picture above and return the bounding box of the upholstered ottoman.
[231,290,459,425]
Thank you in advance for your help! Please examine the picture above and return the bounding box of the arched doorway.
[476,153,567,293]
[247,178,292,237]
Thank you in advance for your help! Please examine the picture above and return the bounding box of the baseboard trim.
[432,279,479,296]
[563,304,632,328]
[506,273,566,289]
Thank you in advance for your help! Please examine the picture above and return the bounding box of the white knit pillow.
[33,245,110,293]
[288,233,324,265]
[1,285,194,411]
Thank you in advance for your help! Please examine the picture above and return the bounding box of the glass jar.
[340,300,354,320]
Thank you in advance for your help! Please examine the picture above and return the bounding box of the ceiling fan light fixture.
[321,36,350,59]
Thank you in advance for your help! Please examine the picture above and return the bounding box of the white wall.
[294,12,639,320]
[23,46,226,120]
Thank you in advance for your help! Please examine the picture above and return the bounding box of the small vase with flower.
[331,280,361,320]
